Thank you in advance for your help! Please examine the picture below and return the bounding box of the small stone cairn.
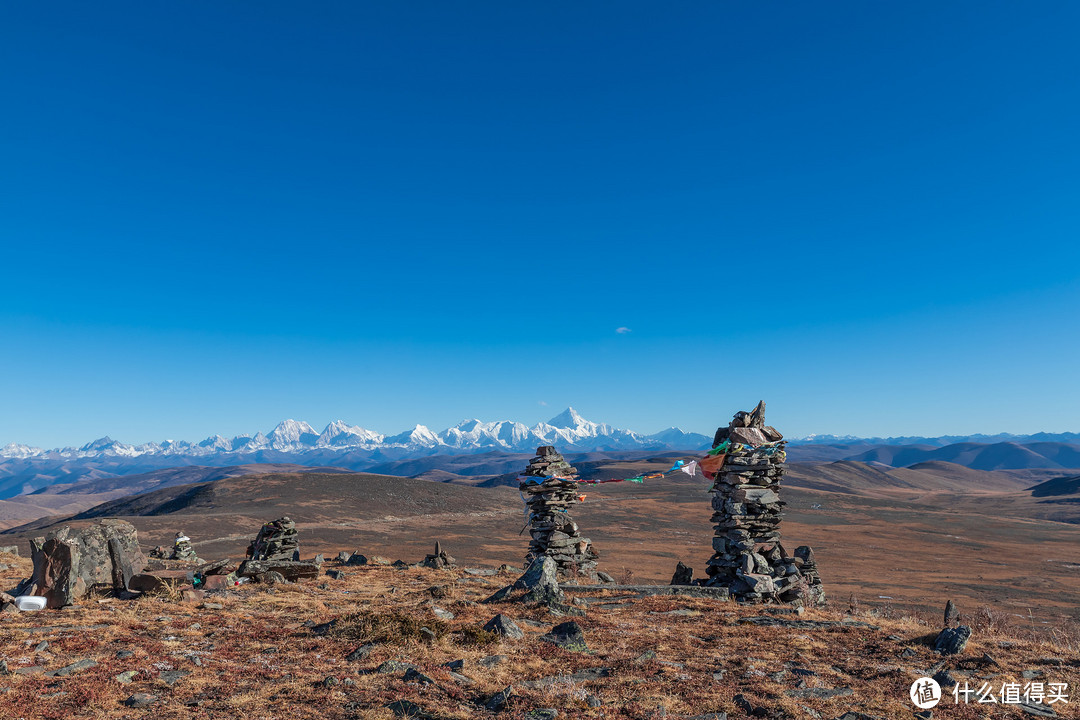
[519,446,599,582]
[246,517,300,561]
[149,532,202,563]
[701,402,825,605]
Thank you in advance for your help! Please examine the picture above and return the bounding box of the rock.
[932,668,957,689]
[485,686,513,712]
[385,700,437,719]
[376,661,416,674]
[432,606,454,621]
[785,687,853,699]
[419,627,437,643]
[539,621,588,651]
[326,569,345,581]
[159,670,190,686]
[0,545,19,556]
[322,675,339,687]
[200,602,224,610]
[518,557,565,606]
[123,693,158,708]
[313,554,324,564]
[237,559,319,581]
[115,670,139,684]
[933,625,972,655]
[482,586,514,604]
[944,599,958,627]
[525,710,559,720]
[478,654,506,668]
[670,561,694,586]
[1017,700,1058,716]
[48,659,97,677]
[336,551,350,563]
[345,644,375,662]
[403,667,437,685]
[586,695,602,707]
[180,589,205,603]
[484,614,524,640]
[15,519,145,608]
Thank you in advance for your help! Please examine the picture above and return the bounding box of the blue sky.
[2,2,1079,448]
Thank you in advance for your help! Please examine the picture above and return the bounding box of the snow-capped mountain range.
[0,408,711,461]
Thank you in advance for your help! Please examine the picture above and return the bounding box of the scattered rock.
[670,561,694,586]
[159,670,191,686]
[478,655,506,668]
[346,644,375,662]
[484,614,524,640]
[944,599,958,627]
[48,659,97,677]
[123,693,158,708]
[376,660,417,674]
[539,621,588,651]
[403,667,437,685]
[933,625,972,655]
[432,606,454,621]
[385,699,437,719]
[785,687,854,699]
[524,710,558,720]
[932,668,957,689]
[485,686,513,712]
[115,670,139,684]
[325,569,345,581]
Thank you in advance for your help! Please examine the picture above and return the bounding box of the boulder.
[483,614,524,640]
[14,519,145,608]
[237,559,319,581]
[934,625,972,655]
[670,561,694,586]
[539,621,588,651]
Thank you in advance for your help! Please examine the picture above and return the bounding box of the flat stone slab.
[740,616,880,630]
[558,584,731,599]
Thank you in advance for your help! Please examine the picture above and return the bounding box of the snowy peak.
[547,407,588,429]
[385,424,442,448]
[317,420,383,448]
[267,419,319,450]
[0,442,43,459]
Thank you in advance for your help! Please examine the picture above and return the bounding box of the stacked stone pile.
[239,517,318,581]
[701,402,825,606]
[519,446,599,582]
[171,532,199,562]
[246,517,299,561]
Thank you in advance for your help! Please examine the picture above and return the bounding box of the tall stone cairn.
[246,517,300,562]
[702,401,825,605]
[520,446,599,582]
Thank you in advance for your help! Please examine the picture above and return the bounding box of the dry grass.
[1,550,1078,720]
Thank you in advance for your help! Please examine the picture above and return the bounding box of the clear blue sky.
[2,2,1079,448]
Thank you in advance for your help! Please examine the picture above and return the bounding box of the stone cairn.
[701,402,825,605]
[246,517,300,561]
[520,446,599,582]
[149,531,202,563]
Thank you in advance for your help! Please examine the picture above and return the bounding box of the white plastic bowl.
[14,595,47,611]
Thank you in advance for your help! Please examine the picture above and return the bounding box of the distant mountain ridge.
[0,408,713,498]
[0,407,709,461]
